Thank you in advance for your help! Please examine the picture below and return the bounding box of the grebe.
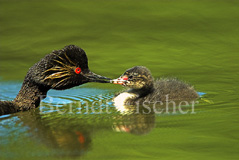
[0,45,110,115]
[111,66,198,106]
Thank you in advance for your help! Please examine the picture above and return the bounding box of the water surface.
[0,0,239,160]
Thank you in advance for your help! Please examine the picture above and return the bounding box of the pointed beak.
[85,71,111,83]
[110,76,128,85]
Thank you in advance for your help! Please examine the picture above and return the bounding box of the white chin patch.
[112,92,137,111]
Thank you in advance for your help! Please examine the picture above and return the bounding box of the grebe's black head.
[27,45,110,90]
[111,66,154,90]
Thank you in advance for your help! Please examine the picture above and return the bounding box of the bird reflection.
[112,104,156,135]
[14,101,157,158]
[16,110,92,158]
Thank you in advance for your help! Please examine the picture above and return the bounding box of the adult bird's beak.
[85,71,111,83]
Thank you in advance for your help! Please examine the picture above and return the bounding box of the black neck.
[13,79,49,112]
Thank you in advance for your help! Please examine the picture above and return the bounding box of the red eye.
[75,67,81,74]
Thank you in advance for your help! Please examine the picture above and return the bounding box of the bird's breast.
[113,92,137,107]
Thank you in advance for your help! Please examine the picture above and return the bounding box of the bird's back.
[143,78,199,102]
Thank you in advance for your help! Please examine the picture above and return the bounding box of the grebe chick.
[111,66,199,106]
[0,45,110,116]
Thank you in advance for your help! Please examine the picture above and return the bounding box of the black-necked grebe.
[111,66,199,106]
[0,45,110,115]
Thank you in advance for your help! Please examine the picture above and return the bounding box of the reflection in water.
[9,103,155,158]
[113,105,155,135]
[17,110,92,158]
[13,102,157,158]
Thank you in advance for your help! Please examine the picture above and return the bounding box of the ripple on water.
[40,87,115,114]
[0,82,117,115]
[0,83,22,101]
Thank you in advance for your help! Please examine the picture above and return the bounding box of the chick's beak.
[85,71,111,83]
[110,76,128,85]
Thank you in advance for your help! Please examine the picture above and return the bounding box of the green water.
[0,0,239,159]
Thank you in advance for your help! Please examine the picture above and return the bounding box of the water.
[0,0,239,159]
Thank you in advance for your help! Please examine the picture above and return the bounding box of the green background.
[0,0,238,160]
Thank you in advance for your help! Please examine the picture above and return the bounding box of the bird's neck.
[13,79,49,111]
[129,84,154,98]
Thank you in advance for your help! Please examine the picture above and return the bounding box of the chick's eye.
[128,75,133,79]
[75,67,81,74]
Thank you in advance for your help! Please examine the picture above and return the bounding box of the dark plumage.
[111,66,199,105]
[0,45,110,115]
